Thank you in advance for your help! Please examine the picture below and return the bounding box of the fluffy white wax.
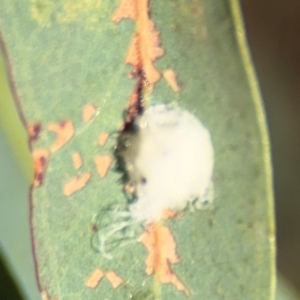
[127,104,214,222]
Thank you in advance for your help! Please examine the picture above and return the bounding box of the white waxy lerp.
[122,104,214,222]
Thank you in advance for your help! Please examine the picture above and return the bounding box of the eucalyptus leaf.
[0,0,275,299]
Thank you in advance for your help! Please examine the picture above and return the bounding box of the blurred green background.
[0,0,299,299]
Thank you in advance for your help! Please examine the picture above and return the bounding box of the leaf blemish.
[33,149,50,187]
[28,122,41,143]
[105,271,124,288]
[112,0,164,90]
[72,152,83,170]
[85,268,104,288]
[140,223,190,296]
[63,172,91,196]
[163,69,181,92]
[98,132,109,146]
[95,155,113,178]
[82,104,98,123]
[85,269,123,289]
[47,120,75,152]
[120,105,214,222]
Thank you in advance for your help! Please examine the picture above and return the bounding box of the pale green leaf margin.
[229,1,276,299]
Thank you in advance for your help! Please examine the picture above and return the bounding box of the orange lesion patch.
[105,271,124,288]
[95,155,113,178]
[72,152,82,170]
[112,0,164,89]
[163,69,181,92]
[63,172,91,196]
[82,104,97,123]
[86,268,104,288]
[98,132,109,146]
[140,223,190,296]
[85,269,123,290]
[47,120,75,152]
[33,149,50,187]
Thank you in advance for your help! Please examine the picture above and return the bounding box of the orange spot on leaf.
[47,121,74,152]
[95,155,112,178]
[112,0,164,88]
[163,69,180,92]
[105,271,124,288]
[63,172,91,196]
[140,223,190,296]
[98,132,109,146]
[125,34,140,67]
[83,104,97,123]
[33,149,50,187]
[86,268,104,288]
[72,152,82,170]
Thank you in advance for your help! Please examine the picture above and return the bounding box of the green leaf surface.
[0,0,275,299]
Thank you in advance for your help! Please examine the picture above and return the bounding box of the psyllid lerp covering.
[118,104,214,222]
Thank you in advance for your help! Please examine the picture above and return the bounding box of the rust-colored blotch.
[163,69,180,92]
[140,223,190,296]
[124,85,140,123]
[63,172,91,196]
[82,104,97,123]
[33,149,50,187]
[105,271,124,289]
[72,152,82,170]
[86,268,104,288]
[98,132,109,146]
[47,120,75,152]
[28,122,41,142]
[95,155,112,178]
